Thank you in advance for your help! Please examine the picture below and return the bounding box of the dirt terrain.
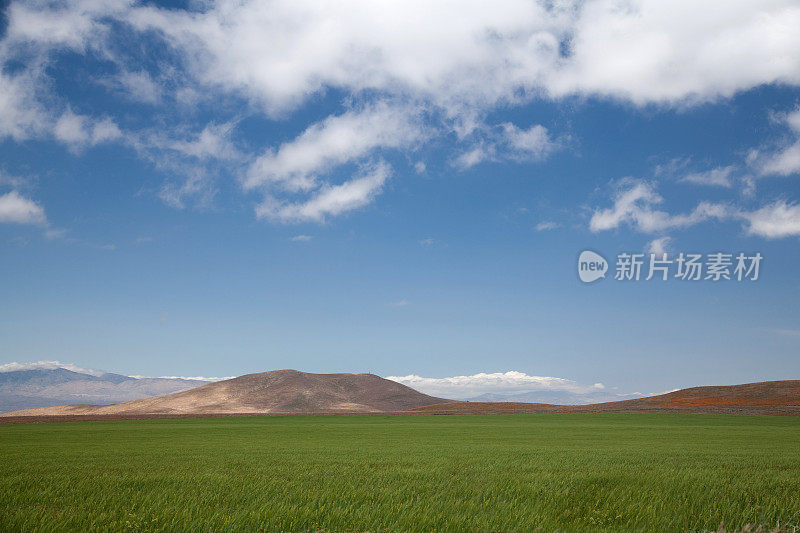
[2,377,799,423]
[409,380,800,416]
[1,370,447,417]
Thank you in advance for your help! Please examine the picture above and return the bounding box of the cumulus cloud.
[739,200,800,238]
[3,0,800,221]
[122,0,800,110]
[0,191,47,225]
[386,371,606,400]
[501,123,558,160]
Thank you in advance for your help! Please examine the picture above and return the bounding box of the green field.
[1,414,799,532]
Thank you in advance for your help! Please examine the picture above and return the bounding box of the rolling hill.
[1,370,449,417]
[409,380,800,416]
[3,375,799,420]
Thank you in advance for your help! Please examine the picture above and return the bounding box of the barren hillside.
[408,380,800,415]
[2,370,448,416]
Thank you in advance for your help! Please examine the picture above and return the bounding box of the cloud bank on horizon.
[386,371,647,403]
[0,0,799,233]
[0,361,229,382]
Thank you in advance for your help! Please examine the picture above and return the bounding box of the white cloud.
[4,0,800,223]
[681,165,735,187]
[551,1,800,104]
[646,236,672,255]
[386,371,606,400]
[751,108,800,177]
[589,181,727,233]
[591,180,800,239]
[158,171,215,210]
[245,103,422,193]
[388,299,410,307]
[168,122,240,161]
[54,110,122,150]
[113,70,162,104]
[739,200,800,239]
[535,221,559,231]
[760,143,800,176]
[122,0,800,112]
[290,234,312,242]
[454,145,493,170]
[419,237,435,246]
[453,123,557,169]
[501,123,557,161]
[0,69,48,141]
[256,160,391,222]
[0,360,104,376]
[0,191,47,225]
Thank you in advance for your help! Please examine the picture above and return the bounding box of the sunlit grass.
[1,414,799,531]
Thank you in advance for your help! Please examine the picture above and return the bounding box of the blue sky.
[1,0,800,399]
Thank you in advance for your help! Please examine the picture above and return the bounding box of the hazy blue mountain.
[0,367,209,413]
[466,390,643,405]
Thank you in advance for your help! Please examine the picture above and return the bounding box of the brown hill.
[1,370,448,417]
[409,380,800,416]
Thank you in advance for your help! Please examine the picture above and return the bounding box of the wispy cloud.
[751,107,800,177]
[680,165,736,187]
[535,221,559,231]
[590,180,800,239]
[589,181,727,233]
[256,160,392,223]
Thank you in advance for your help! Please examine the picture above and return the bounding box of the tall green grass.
[1,413,799,532]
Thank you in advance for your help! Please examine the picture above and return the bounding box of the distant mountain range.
[465,390,642,405]
[411,380,800,416]
[2,365,799,419]
[0,368,208,413]
[2,369,448,416]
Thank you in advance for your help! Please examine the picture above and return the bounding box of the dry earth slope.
[409,380,800,415]
[1,370,449,416]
